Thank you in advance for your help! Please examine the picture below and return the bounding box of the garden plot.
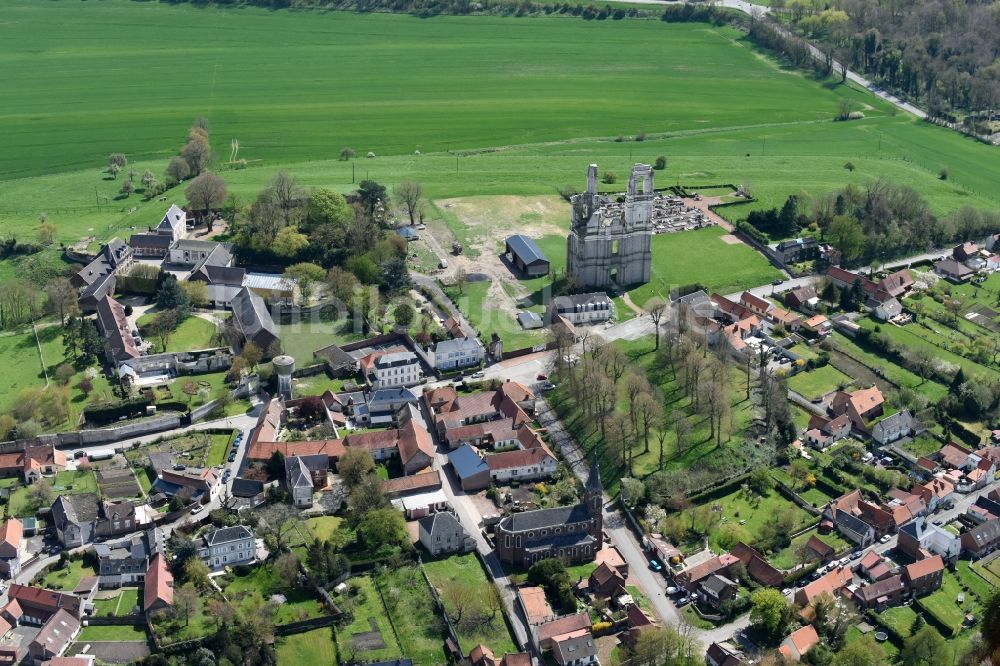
[96,467,142,499]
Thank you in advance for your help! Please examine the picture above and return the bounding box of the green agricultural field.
[3,0,1000,252]
[786,365,853,400]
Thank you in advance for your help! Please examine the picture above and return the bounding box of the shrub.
[601,171,617,184]
[654,155,667,170]
[636,131,646,142]
[844,161,855,172]
[939,167,949,180]
[614,135,624,143]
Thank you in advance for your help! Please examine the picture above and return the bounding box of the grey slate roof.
[434,336,483,355]
[551,292,613,312]
[194,264,245,286]
[52,493,100,526]
[128,233,173,249]
[418,511,466,538]
[502,504,592,531]
[203,525,253,546]
[190,243,233,274]
[231,287,278,346]
[230,478,264,498]
[286,456,313,490]
[506,234,549,266]
[836,509,874,537]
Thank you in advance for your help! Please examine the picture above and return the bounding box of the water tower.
[272,355,295,400]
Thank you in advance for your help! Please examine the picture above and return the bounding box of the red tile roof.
[0,518,22,552]
[144,553,173,612]
[398,420,434,467]
[485,446,555,472]
[785,624,820,657]
[904,555,944,582]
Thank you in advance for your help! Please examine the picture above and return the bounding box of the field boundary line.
[32,321,49,388]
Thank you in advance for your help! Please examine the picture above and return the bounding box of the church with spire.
[494,458,604,568]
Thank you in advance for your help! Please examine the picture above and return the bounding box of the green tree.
[357,179,388,218]
[307,188,352,228]
[357,507,408,552]
[338,448,375,489]
[749,588,789,637]
[900,626,948,666]
[827,215,864,263]
[272,226,309,258]
[283,262,325,302]
[156,275,190,314]
[833,633,883,666]
[393,302,415,329]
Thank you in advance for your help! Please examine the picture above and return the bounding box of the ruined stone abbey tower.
[566,163,653,289]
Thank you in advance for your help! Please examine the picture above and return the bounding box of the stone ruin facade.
[566,163,654,289]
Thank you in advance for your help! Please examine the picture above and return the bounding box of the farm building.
[505,235,550,277]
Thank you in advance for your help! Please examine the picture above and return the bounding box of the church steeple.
[585,456,603,495]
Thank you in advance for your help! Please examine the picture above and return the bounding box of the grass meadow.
[2,0,1000,252]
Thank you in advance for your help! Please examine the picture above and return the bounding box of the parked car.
[537,373,548,380]
[675,596,691,607]
[880,534,892,544]
[649,559,663,572]
[228,452,237,463]
[666,586,679,595]
[772,278,784,285]
[472,371,485,379]
[191,505,204,515]
[541,382,556,392]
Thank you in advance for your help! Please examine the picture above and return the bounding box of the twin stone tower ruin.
[566,163,654,290]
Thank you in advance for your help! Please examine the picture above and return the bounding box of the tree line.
[773,0,1000,122]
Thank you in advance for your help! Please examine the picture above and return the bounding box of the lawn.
[137,314,219,354]
[704,485,815,553]
[877,605,919,639]
[206,431,237,467]
[306,516,344,543]
[76,625,148,641]
[0,322,115,426]
[276,628,337,665]
[423,554,517,656]
[786,364,852,400]
[128,430,234,470]
[336,575,404,664]
[627,226,782,304]
[93,588,143,617]
[277,319,364,366]
[40,559,98,592]
[380,566,447,665]
[916,570,972,636]
[444,280,549,351]
[859,318,1000,382]
[222,564,327,625]
[9,470,98,518]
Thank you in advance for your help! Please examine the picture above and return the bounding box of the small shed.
[517,311,543,330]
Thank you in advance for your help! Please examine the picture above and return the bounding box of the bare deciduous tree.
[393,181,423,225]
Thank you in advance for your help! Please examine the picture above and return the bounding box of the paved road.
[532,397,752,644]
